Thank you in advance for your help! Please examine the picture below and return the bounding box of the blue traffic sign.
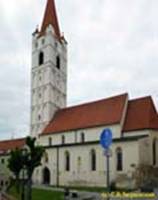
[100,129,113,149]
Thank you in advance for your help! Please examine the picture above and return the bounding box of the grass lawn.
[62,186,107,193]
[9,187,64,200]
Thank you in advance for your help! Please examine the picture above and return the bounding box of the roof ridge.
[129,95,152,102]
[59,93,128,111]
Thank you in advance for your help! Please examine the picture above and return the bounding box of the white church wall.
[34,139,139,187]
[33,148,58,186]
[136,131,158,167]
[139,137,151,165]
[39,124,122,147]
[150,130,158,139]
[34,133,158,187]
[58,140,139,187]
[123,130,150,138]
[145,131,158,166]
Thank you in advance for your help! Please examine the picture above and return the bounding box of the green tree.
[24,136,45,200]
[8,148,24,193]
[8,137,45,200]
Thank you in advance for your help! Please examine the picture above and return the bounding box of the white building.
[0,0,158,188]
[31,0,158,187]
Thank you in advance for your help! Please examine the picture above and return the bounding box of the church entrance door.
[43,167,50,185]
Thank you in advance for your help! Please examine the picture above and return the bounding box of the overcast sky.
[0,0,158,140]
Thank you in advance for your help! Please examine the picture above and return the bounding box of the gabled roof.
[0,138,25,153]
[40,0,61,39]
[123,96,158,132]
[42,93,128,135]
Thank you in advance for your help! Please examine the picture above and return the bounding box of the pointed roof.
[40,0,61,38]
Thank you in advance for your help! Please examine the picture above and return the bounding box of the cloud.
[0,0,158,140]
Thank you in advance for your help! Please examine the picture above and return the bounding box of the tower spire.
[40,0,61,38]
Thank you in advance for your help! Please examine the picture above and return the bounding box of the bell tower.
[30,0,67,137]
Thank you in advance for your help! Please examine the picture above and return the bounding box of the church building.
[0,0,158,188]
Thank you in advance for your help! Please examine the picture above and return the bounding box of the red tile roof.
[40,0,61,39]
[123,96,158,132]
[42,93,128,135]
[0,138,25,153]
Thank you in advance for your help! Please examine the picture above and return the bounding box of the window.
[38,115,41,121]
[65,151,70,171]
[56,55,60,69]
[116,147,123,171]
[62,135,65,144]
[35,42,38,48]
[153,139,157,166]
[77,156,82,172]
[49,137,52,146]
[91,149,96,171]
[42,38,45,45]
[31,126,34,132]
[1,181,4,187]
[81,133,85,143]
[44,152,49,163]
[39,51,44,65]
[55,42,58,48]
[1,158,4,164]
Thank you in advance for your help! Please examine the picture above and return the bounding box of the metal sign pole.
[106,152,110,192]
[106,151,110,200]
[100,129,113,200]
[104,149,110,200]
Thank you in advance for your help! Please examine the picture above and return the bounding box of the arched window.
[81,132,85,143]
[49,137,52,146]
[91,149,96,171]
[153,138,157,166]
[56,55,60,69]
[44,152,49,163]
[1,158,5,164]
[116,147,123,171]
[43,167,50,185]
[1,180,4,186]
[38,115,41,121]
[39,93,41,98]
[39,51,44,65]
[62,135,65,144]
[65,151,70,171]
